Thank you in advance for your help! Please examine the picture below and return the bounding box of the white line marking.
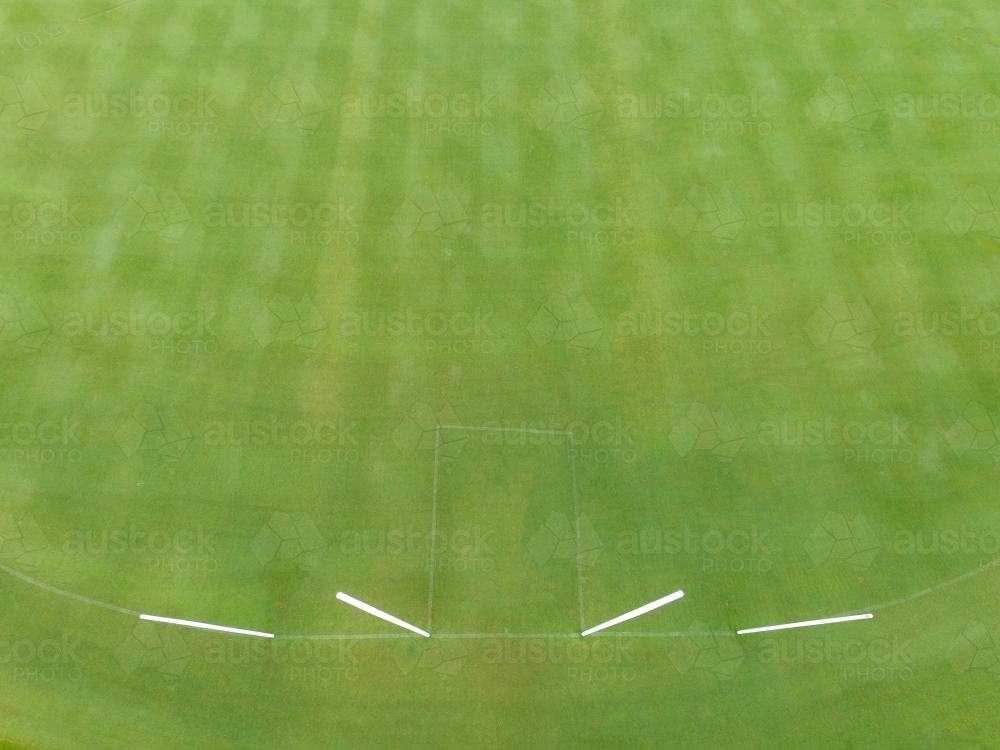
[139,614,273,638]
[737,613,873,635]
[581,591,684,636]
[437,424,570,435]
[79,0,143,20]
[0,562,139,616]
[427,425,441,631]
[569,448,585,630]
[337,592,430,637]
[277,630,733,640]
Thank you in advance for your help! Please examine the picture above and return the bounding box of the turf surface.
[1,0,1000,748]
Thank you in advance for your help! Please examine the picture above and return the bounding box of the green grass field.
[2,0,1000,747]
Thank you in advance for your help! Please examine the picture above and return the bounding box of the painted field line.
[79,0,143,20]
[427,425,441,631]
[582,591,685,636]
[0,562,139,617]
[569,449,585,630]
[139,614,273,638]
[337,592,430,637]
[437,424,570,435]
[737,613,873,635]
[280,630,732,640]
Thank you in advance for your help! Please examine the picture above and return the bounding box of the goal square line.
[426,423,587,634]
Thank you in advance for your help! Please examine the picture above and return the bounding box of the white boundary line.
[0,562,140,616]
[437,425,571,436]
[737,613,873,635]
[569,447,586,631]
[277,630,732,640]
[426,425,442,631]
[139,614,273,638]
[79,0,143,21]
[337,592,430,637]
[582,591,685,636]
[2,429,997,642]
